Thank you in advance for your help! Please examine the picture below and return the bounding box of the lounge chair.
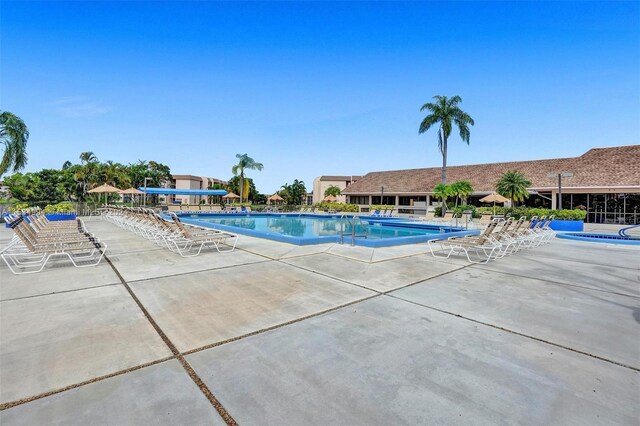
[428,220,503,264]
[166,213,238,256]
[1,216,107,274]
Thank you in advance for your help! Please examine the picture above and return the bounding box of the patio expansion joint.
[101,252,240,426]
[0,357,174,411]
[181,293,381,357]
[387,294,640,373]
[126,258,273,284]
[471,265,640,300]
[0,282,122,303]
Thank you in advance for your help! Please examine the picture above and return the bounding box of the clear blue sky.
[1,1,638,193]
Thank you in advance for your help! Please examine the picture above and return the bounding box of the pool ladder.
[339,214,368,246]
[619,224,640,238]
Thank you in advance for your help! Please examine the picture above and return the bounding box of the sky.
[1,1,639,194]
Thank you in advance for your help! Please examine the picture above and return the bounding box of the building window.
[349,196,368,205]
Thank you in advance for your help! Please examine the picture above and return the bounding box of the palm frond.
[418,114,439,134]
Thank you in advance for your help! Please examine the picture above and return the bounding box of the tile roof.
[342,145,640,194]
[319,176,362,181]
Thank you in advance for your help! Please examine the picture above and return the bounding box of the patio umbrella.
[323,195,337,203]
[267,194,284,204]
[88,183,121,206]
[480,193,509,215]
[222,192,241,204]
[119,187,144,206]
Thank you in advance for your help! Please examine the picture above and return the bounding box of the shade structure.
[88,183,121,194]
[119,187,144,195]
[323,195,337,202]
[87,183,121,206]
[138,187,228,196]
[480,193,509,215]
[222,192,240,199]
[268,194,283,202]
[479,193,509,203]
[119,187,144,206]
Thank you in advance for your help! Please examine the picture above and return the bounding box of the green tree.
[324,185,341,197]
[418,96,474,184]
[0,111,29,176]
[450,180,474,208]
[279,179,307,205]
[432,183,453,214]
[227,176,257,202]
[496,171,531,205]
[231,154,264,203]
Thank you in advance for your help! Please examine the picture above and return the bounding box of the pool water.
[176,213,477,247]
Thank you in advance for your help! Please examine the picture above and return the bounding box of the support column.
[551,191,557,210]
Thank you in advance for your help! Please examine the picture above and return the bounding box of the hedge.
[313,203,359,212]
[476,206,587,221]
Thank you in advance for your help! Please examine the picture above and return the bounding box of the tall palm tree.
[496,171,531,206]
[418,96,474,184]
[0,111,29,176]
[232,154,264,203]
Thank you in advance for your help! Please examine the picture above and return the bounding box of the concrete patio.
[1,217,638,425]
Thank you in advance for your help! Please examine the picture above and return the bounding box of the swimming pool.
[556,232,640,245]
[175,213,477,247]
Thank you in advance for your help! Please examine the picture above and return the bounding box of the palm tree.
[0,111,29,176]
[232,154,264,203]
[324,185,342,198]
[432,183,453,215]
[450,180,474,208]
[418,96,474,184]
[496,171,531,206]
[75,152,99,199]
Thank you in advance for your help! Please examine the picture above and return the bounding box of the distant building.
[169,175,227,204]
[312,175,362,204]
[342,145,640,224]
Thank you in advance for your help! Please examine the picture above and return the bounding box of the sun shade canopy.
[138,187,228,196]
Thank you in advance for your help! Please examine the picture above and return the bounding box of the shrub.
[8,203,29,213]
[314,203,359,213]
[43,202,75,214]
[475,206,586,221]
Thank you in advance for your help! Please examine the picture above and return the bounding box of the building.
[312,175,362,204]
[342,145,640,224]
[168,175,228,205]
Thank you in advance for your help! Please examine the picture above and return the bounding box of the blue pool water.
[556,232,640,245]
[175,213,477,247]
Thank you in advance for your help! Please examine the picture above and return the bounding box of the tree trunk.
[239,172,244,204]
[441,130,447,184]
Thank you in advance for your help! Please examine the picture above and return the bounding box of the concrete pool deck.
[0,217,638,424]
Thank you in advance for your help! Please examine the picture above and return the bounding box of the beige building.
[169,175,227,205]
[342,145,640,224]
[312,175,361,204]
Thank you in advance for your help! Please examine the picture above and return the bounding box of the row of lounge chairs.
[101,206,238,257]
[1,213,107,274]
[428,215,555,264]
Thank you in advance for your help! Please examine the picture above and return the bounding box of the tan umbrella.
[323,195,337,203]
[119,187,145,206]
[88,183,121,205]
[119,187,144,195]
[480,193,509,215]
[267,194,284,204]
[222,192,240,204]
